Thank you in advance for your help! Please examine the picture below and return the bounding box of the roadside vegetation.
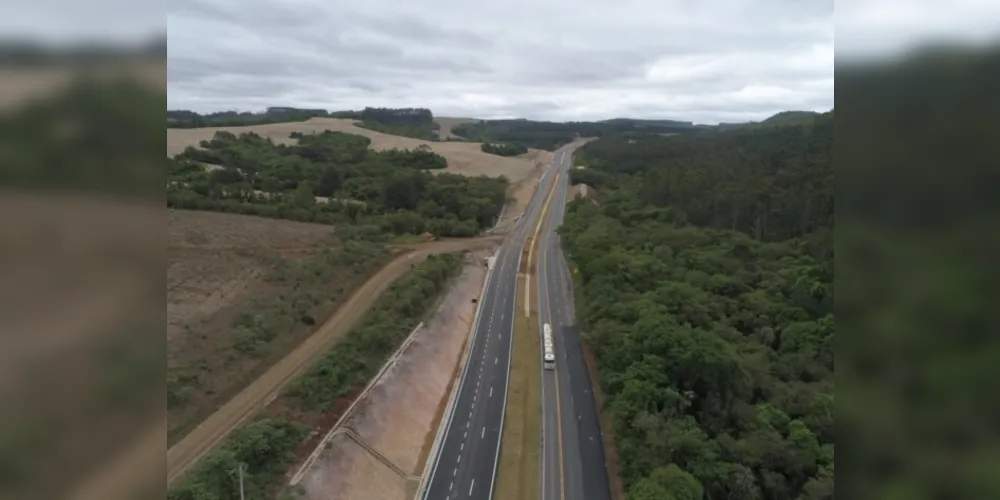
[354,106,441,141]
[561,112,834,499]
[286,252,464,410]
[168,252,465,500]
[480,142,529,156]
[167,127,508,237]
[168,418,309,500]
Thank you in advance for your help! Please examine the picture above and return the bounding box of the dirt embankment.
[296,250,491,499]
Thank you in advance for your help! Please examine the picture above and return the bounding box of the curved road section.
[422,159,560,500]
[539,147,612,500]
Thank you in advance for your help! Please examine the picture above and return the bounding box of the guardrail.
[415,246,500,498]
[289,321,426,486]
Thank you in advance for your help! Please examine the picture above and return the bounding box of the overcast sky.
[163,0,995,123]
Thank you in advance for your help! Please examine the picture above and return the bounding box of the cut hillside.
[167,209,396,444]
[167,117,546,184]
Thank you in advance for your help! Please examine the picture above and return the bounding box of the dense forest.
[355,106,441,140]
[168,130,507,237]
[166,107,336,128]
[561,113,833,499]
[480,142,529,156]
[454,118,695,150]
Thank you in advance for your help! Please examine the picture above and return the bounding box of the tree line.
[560,115,833,500]
[572,111,833,244]
[454,118,696,150]
[166,108,333,128]
[168,130,508,237]
[355,106,441,141]
[480,142,528,156]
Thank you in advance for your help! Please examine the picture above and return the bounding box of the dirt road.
[166,237,501,486]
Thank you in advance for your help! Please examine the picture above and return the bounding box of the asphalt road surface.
[422,159,560,500]
[539,146,613,500]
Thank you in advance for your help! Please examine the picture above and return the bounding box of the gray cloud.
[167,0,839,123]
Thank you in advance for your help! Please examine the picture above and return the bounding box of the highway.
[421,153,561,500]
[538,146,613,500]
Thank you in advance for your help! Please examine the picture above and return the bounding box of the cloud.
[166,0,840,123]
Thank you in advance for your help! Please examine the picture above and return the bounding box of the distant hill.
[761,110,823,125]
[698,110,832,131]
[452,117,696,150]
[599,118,695,128]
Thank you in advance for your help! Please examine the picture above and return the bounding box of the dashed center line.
[481,426,485,438]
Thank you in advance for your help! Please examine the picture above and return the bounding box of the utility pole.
[234,462,246,500]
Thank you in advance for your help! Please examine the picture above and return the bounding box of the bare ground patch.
[166,209,390,445]
[292,250,491,500]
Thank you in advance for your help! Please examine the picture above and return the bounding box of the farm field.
[167,117,548,184]
[166,209,395,444]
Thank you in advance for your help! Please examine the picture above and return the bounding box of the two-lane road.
[539,146,612,500]
[422,158,561,500]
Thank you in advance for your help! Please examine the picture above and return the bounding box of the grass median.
[494,167,552,500]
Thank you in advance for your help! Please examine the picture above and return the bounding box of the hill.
[167,116,546,182]
[760,110,823,126]
[562,112,833,499]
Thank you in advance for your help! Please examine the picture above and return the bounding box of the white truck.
[542,323,555,370]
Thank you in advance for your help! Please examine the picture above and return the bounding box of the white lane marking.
[464,430,467,438]
[469,479,476,496]
[466,421,470,429]
[469,411,473,419]
[457,454,461,464]
[450,481,454,490]
[454,467,458,476]
[481,426,485,438]
[490,386,493,397]
[495,356,498,365]
[461,442,464,451]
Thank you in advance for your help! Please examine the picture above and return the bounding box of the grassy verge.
[285,252,464,411]
[168,252,465,499]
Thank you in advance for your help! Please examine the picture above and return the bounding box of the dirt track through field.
[166,237,501,486]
